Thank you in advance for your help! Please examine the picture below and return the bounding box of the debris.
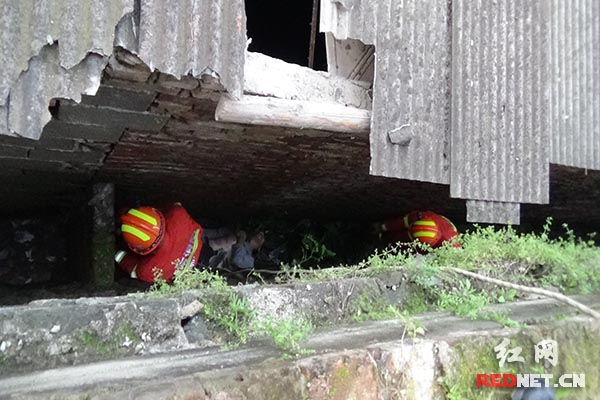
[122,336,133,348]
[0,341,10,352]
[180,300,204,320]
[134,343,145,354]
[50,325,61,334]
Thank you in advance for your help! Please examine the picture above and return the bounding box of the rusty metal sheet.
[550,0,600,170]
[369,0,452,185]
[450,0,551,206]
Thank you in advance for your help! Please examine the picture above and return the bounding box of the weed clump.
[146,218,599,353]
[151,268,253,346]
[258,317,314,359]
[149,268,314,356]
[276,218,600,323]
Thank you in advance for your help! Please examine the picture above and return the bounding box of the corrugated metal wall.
[550,0,600,170]
[320,0,380,45]
[9,45,108,143]
[135,0,246,99]
[0,0,132,139]
[466,200,520,225]
[450,0,551,205]
[322,0,600,223]
[369,0,452,185]
[0,0,247,140]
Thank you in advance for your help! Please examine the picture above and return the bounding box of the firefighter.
[381,211,460,248]
[115,203,203,283]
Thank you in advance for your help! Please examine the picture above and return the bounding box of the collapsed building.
[0,0,599,289]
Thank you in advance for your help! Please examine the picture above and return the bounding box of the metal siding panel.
[320,0,379,45]
[136,0,246,99]
[550,0,600,170]
[8,46,107,140]
[369,0,452,185]
[450,0,550,204]
[0,0,132,139]
[0,0,131,105]
[466,200,520,225]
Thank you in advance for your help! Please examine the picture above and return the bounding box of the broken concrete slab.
[0,158,78,173]
[234,272,408,326]
[28,148,106,165]
[0,144,31,159]
[244,52,372,110]
[1,265,599,383]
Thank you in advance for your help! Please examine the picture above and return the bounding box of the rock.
[134,343,145,354]
[122,336,133,348]
[180,300,203,319]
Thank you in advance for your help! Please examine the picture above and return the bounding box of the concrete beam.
[89,183,116,288]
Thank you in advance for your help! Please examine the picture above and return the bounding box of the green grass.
[151,268,254,346]
[258,317,315,359]
[150,267,316,356]
[147,218,599,355]
[352,293,425,337]
[275,218,600,326]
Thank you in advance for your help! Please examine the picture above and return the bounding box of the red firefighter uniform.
[382,211,459,248]
[116,204,204,283]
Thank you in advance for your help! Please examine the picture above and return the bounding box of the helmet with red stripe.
[120,207,165,255]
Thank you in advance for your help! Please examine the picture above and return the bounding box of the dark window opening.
[245,0,328,71]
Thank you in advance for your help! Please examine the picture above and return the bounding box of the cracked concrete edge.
[0,273,407,375]
[0,268,598,379]
[1,314,598,399]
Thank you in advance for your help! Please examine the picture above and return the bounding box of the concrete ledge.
[1,269,599,383]
[0,273,408,375]
[0,297,188,375]
[0,300,598,399]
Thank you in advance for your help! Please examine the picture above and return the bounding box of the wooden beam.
[215,95,371,134]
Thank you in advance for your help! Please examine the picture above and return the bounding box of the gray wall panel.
[0,0,132,139]
[550,0,600,170]
[466,200,520,225]
[135,0,246,99]
[369,0,452,185]
[450,0,550,204]
[320,0,379,45]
